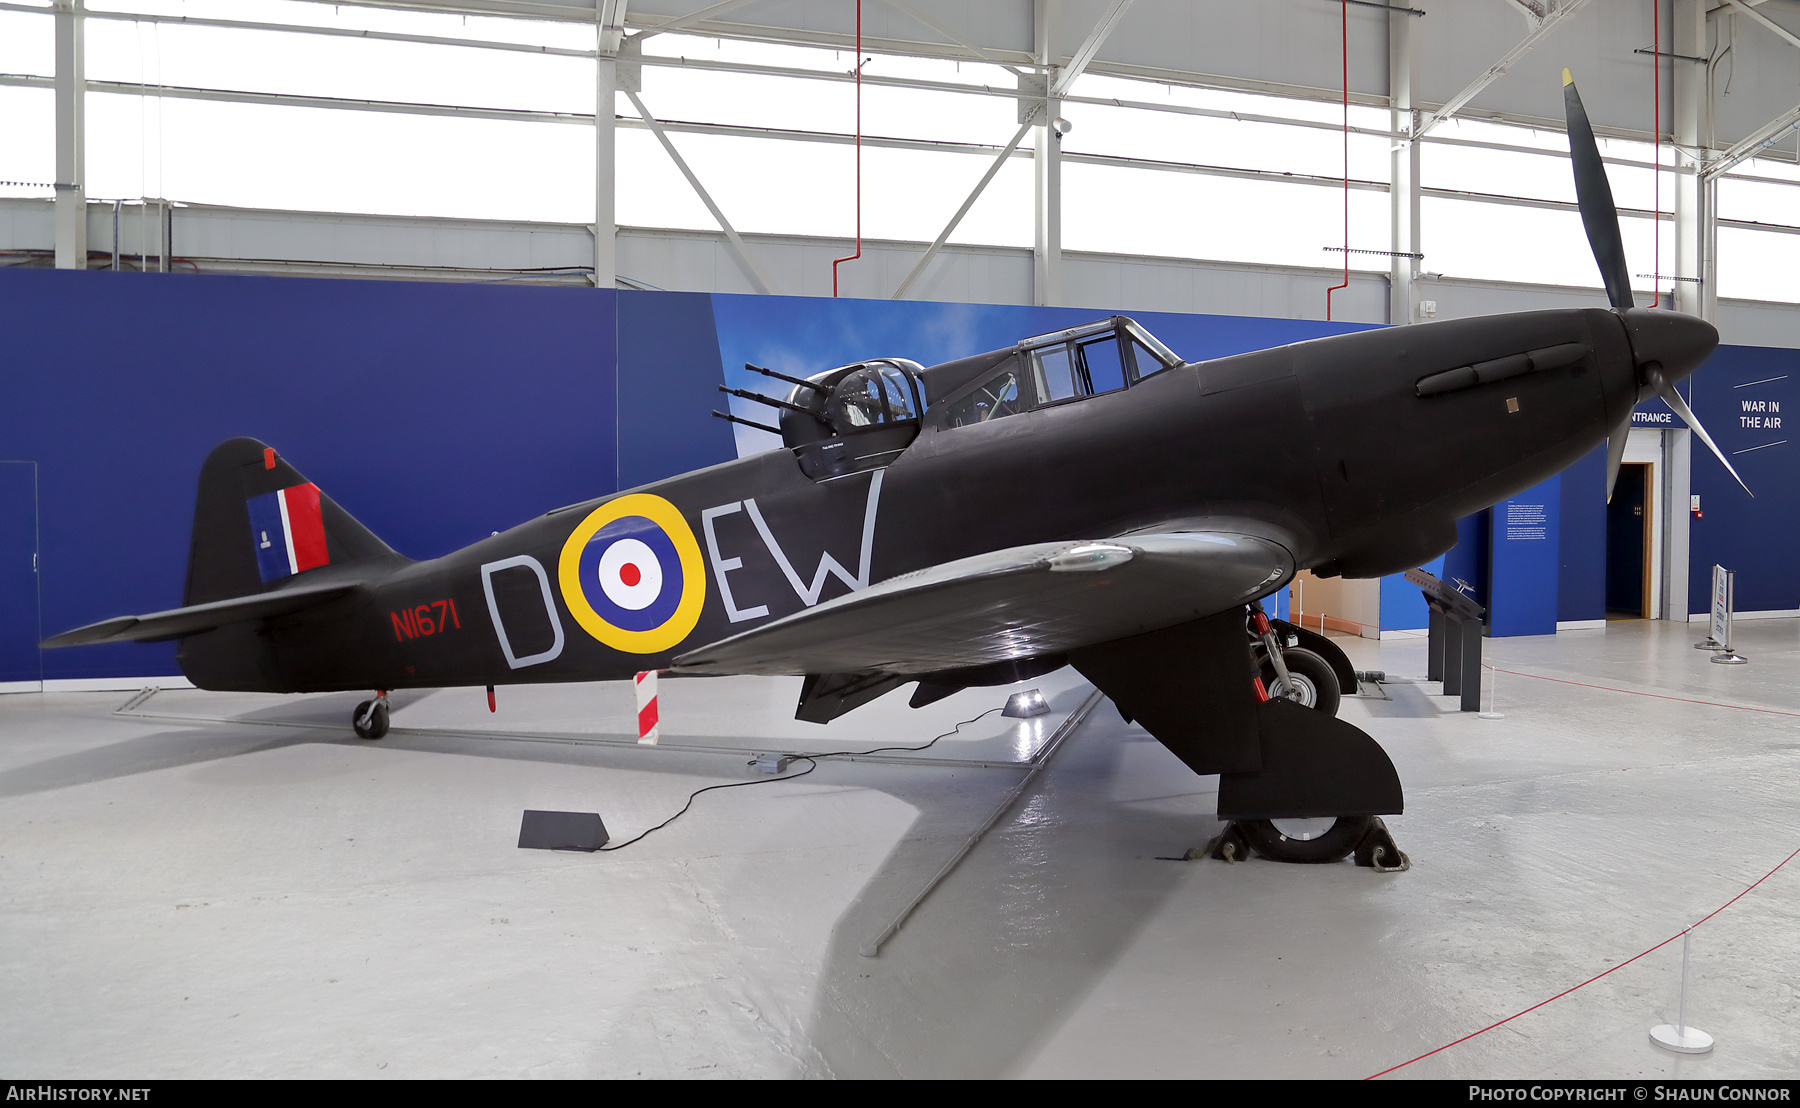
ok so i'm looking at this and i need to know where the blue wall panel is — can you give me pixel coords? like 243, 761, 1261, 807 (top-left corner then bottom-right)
0, 463, 40, 683
1379, 555, 1444, 633
0, 269, 617, 679
1557, 444, 1607, 624
615, 290, 735, 490
1684, 346, 1799, 615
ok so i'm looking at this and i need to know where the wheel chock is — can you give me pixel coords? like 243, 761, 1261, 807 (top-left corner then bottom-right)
1353, 816, 1410, 872
1192, 821, 1252, 863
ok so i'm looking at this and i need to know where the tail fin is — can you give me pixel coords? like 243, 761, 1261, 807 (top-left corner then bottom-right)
184, 437, 399, 607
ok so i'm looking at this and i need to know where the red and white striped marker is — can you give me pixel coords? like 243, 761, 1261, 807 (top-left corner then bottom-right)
635, 670, 659, 745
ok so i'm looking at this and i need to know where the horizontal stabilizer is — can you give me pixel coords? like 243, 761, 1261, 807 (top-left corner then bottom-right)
673, 527, 1295, 677
42, 581, 357, 647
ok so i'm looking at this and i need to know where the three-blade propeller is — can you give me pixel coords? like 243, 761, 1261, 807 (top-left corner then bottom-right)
1562, 69, 1750, 499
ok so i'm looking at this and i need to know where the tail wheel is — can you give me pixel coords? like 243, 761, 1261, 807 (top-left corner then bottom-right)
1236, 815, 1373, 863
1261, 648, 1341, 716
352, 699, 390, 740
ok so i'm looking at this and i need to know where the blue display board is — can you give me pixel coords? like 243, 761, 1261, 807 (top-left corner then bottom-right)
1488, 475, 1562, 637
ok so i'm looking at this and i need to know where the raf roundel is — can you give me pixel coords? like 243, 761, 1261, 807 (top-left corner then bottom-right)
558, 494, 706, 654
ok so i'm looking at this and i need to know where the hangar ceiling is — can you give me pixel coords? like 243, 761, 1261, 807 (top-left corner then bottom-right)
2, 0, 1799, 345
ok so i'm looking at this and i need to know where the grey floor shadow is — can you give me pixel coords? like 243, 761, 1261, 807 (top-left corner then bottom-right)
173, 688, 438, 728
1357, 681, 1455, 718
0, 714, 777, 803
0, 726, 339, 799
803, 708, 1219, 1078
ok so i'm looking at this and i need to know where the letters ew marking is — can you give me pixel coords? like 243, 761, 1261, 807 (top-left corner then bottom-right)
703, 469, 884, 620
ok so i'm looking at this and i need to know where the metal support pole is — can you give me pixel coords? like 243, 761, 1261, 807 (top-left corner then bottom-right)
595, 55, 617, 289
53, 0, 86, 271
1032, 0, 1061, 307
1388, 0, 1420, 325
594, 2, 627, 290
1033, 114, 1062, 306
1673, 0, 1707, 320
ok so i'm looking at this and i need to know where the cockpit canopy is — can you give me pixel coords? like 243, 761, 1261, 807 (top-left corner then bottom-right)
724, 317, 1181, 483
920, 315, 1183, 431
775, 358, 927, 481
819, 361, 921, 433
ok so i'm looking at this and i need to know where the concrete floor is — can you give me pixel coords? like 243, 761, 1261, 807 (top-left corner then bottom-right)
1, 620, 1797, 1079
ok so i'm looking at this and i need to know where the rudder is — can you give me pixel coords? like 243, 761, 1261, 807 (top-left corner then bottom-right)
183, 437, 400, 607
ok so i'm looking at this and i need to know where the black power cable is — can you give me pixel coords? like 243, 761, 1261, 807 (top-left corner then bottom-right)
598, 706, 1006, 852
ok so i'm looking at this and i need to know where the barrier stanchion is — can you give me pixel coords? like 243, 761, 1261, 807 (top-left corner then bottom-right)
1477, 662, 1504, 720
1650, 928, 1714, 1054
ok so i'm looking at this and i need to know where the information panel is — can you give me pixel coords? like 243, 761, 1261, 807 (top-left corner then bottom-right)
1488, 474, 1561, 637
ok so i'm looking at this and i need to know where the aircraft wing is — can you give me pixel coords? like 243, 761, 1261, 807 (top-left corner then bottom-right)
672, 528, 1295, 677
42, 581, 359, 647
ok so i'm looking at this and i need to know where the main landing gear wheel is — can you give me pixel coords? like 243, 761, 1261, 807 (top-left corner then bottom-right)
352, 698, 390, 740
1237, 814, 1373, 863
1262, 648, 1341, 716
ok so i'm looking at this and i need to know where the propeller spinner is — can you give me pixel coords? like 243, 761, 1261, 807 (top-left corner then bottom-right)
1561, 69, 1747, 499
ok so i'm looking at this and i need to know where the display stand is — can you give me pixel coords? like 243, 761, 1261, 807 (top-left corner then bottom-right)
1708, 565, 1748, 665
1406, 568, 1487, 712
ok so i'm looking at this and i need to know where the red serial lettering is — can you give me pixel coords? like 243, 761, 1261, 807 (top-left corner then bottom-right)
390, 598, 461, 642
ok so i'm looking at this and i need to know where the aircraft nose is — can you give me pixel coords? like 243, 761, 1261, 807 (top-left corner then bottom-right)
1621, 307, 1719, 385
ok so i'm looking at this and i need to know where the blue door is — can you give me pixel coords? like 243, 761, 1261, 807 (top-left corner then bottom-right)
0, 463, 41, 688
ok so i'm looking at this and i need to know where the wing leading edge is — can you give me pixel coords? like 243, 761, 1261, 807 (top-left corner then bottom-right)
672, 528, 1296, 677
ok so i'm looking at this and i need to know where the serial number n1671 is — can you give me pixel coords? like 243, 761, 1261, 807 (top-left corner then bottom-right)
391, 599, 460, 641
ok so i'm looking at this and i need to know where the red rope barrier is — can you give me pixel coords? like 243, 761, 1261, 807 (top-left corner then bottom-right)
1368, 842, 1800, 1078
1493, 666, 1800, 719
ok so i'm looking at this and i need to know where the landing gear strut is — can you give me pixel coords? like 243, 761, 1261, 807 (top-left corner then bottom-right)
353, 691, 390, 740
1250, 601, 1342, 715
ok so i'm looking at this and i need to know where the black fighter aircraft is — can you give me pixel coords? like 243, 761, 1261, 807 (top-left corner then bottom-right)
46, 75, 1734, 863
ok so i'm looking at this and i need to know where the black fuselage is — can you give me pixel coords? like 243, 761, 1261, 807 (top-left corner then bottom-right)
180, 307, 1639, 694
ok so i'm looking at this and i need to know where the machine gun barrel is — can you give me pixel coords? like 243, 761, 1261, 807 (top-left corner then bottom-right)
744, 362, 824, 391
710, 409, 782, 435
717, 384, 819, 417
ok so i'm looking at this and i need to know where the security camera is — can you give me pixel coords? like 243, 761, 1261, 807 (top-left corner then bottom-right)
1051, 117, 1073, 135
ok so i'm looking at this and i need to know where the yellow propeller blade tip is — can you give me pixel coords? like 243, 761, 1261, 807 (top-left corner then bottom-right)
1562, 68, 1574, 86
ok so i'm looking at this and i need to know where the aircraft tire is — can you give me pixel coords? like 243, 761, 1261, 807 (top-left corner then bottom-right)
353, 699, 390, 740
1261, 648, 1341, 715
1236, 815, 1373, 863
